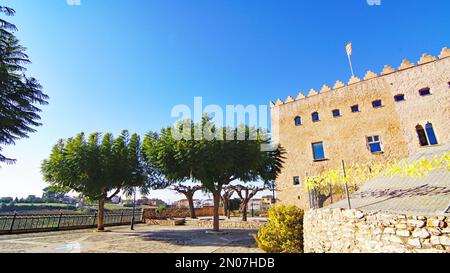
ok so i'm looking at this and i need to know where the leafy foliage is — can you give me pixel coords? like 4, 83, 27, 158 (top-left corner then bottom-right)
0, 6, 49, 164
142, 115, 285, 231
41, 131, 164, 230
305, 152, 450, 194
256, 205, 304, 253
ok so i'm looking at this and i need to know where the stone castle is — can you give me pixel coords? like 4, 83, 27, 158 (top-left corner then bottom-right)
270, 47, 450, 209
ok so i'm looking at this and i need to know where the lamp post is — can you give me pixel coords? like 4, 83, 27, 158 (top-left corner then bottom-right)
251, 201, 254, 218
130, 171, 138, 231
131, 186, 137, 230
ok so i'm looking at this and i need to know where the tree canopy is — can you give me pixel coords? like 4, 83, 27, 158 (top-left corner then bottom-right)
0, 6, 49, 164
142, 116, 285, 231
41, 130, 167, 230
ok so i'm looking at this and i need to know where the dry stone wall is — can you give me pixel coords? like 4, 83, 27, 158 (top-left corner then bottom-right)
304, 208, 450, 253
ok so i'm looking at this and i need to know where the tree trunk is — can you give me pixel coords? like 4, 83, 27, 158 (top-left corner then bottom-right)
187, 196, 197, 219
212, 191, 221, 232
242, 202, 248, 222
98, 195, 105, 231
223, 197, 228, 217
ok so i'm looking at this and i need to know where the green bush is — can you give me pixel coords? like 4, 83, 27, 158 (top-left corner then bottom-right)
155, 205, 166, 215
256, 204, 304, 253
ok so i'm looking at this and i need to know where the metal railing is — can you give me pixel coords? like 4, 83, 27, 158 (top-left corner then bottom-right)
0, 209, 143, 235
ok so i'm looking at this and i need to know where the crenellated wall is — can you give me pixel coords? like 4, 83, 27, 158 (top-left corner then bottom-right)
270, 48, 450, 107
270, 47, 450, 209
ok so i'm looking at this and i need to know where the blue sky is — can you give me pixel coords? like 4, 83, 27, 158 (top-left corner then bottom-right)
0, 0, 449, 202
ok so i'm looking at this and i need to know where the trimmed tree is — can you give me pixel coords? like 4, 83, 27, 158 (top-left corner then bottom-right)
41, 131, 158, 231
221, 186, 235, 218
0, 6, 49, 164
142, 116, 285, 232
171, 184, 203, 219
231, 184, 266, 221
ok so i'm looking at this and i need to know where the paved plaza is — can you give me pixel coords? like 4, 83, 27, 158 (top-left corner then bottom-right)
0, 224, 263, 253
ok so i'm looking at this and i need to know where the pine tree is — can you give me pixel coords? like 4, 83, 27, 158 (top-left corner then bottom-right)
0, 6, 49, 164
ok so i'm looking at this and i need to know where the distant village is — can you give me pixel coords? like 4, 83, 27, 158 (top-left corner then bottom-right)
0, 190, 275, 214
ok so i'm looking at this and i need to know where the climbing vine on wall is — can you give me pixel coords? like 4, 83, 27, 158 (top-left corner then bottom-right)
304, 152, 450, 191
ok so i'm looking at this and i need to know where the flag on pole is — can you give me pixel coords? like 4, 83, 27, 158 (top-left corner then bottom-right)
346, 42, 354, 77
346, 42, 352, 57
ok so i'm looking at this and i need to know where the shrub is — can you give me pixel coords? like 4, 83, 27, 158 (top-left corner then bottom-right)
155, 205, 166, 215
256, 204, 304, 253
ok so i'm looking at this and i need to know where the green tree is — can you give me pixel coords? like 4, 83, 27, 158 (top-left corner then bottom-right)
143, 116, 284, 232
230, 184, 266, 222
228, 198, 241, 212
42, 186, 68, 203
0, 6, 49, 164
171, 184, 204, 219
41, 131, 160, 231
221, 186, 235, 218
0, 197, 13, 204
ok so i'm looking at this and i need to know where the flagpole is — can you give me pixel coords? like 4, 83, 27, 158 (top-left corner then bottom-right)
346, 42, 355, 77
347, 53, 355, 77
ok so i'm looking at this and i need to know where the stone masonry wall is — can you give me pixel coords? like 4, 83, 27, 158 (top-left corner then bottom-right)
304, 208, 450, 253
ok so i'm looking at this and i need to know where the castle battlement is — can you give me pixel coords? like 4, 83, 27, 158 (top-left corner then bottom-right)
270, 47, 450, 108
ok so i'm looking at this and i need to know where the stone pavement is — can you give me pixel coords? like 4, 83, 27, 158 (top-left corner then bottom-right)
0, 224, 263, 253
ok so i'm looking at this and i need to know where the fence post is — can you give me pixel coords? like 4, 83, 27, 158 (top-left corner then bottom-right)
342, 160, 352, 210
92, 212, 97, 227
57, 213, 63, 230
140, 208, 144, 223
9, 213, 17, 234
120, 211, 124, 224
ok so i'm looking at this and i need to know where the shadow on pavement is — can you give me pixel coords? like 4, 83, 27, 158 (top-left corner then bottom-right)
125, 228, 258, 248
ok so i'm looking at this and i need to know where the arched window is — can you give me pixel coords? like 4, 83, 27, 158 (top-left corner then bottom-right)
416, 125, 429, 146
425, 123, 438, 145
294, 116, 302, 126
312, 112, 320, 122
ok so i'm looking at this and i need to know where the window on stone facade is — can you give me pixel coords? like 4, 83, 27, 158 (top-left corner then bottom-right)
293, 176, 301, 186
351, 105, 360, 113
332, 109, 341, 117
367, 135, 383, 153
425, 123, 438, 146
416, 123, 438, 147
312, 142, 326, 161
419, 88, 431, 96
394, 94, 405, 102
372, 100, 383, 108
416, 125, 429, 146
312, 112, 320, 122
294, 116, 302, 126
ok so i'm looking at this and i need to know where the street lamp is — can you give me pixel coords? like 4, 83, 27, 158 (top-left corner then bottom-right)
131, 186, 137, 230
130, 171, 137, 231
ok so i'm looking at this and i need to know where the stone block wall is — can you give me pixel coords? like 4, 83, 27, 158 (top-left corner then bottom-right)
304, 208, 450, 253
186, 219, 264, 230
143, 207, 224, 220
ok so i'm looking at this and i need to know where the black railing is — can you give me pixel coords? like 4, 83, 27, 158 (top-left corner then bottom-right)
0, 209, 143, 235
